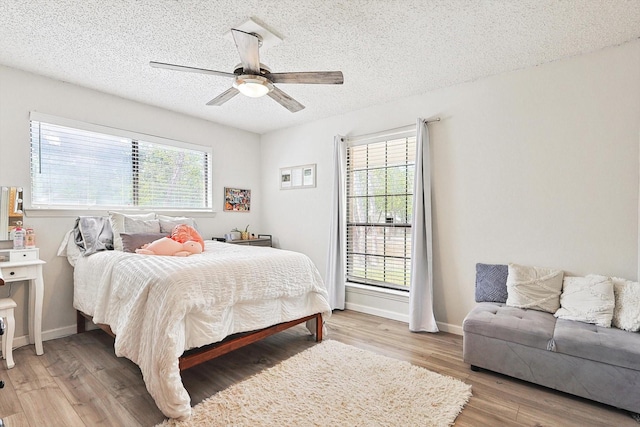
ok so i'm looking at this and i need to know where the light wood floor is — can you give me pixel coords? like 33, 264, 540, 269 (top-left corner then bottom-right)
0, 310, 636, 426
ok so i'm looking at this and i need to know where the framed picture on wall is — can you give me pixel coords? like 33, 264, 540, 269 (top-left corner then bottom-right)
280, 169, 292, 189
224, 187, 251, 212
280, 164, 316, 189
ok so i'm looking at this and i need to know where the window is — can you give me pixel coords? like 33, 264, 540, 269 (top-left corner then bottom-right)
346, 131, 416, 291
29, 113, 212, 210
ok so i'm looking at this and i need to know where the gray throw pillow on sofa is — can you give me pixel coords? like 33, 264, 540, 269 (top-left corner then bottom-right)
475, 263, 509, 303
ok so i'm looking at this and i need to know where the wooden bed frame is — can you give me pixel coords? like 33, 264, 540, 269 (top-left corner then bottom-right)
77, 310, 323, 371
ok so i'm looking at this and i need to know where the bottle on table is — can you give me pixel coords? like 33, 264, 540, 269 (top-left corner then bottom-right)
25, 227, 36, 248
13, 221, 25, 250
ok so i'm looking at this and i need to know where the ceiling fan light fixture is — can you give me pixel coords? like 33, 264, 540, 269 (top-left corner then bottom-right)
234, 75, 273, 98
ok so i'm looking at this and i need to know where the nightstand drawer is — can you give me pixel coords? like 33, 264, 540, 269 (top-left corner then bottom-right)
0, 265, 37, 282
10, 249, 39, 262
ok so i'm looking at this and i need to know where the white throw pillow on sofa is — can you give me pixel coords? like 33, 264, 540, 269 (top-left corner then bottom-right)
506, 263, 564, 313
554, 275, 615, 327
611, 277, 640, 332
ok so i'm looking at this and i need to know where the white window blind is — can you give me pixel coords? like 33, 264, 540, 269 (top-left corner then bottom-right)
29, 113, 212, 210
346, 132, 416, 290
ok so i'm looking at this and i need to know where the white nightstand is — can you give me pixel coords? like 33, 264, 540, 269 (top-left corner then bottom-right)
0, 248, 45, 355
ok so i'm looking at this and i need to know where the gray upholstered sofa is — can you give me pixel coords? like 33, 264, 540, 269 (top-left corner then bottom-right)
463, 302, 640, 413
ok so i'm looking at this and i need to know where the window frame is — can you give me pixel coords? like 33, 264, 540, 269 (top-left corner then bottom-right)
345, 127, 416, 292
28, 112, 213, 212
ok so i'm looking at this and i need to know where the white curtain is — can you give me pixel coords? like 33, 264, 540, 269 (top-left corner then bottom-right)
409, 119, 438, 332
325, 135, 346, 310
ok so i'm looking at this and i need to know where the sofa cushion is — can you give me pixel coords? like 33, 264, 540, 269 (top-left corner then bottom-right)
506, 263, 564, 313
475, 263, 508, 303
463, 302, 556, 350
554, 275, 615, 327
552, 318, 640, 371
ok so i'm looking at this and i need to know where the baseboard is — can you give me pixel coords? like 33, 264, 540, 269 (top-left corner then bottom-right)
345, 301, 410, 323
344, 284, 463, 335
345, 283, 410, 323
10, 323, 97, 350
11, 335, 30, 349
43, 324, 78, 341
435, 321, 463, 336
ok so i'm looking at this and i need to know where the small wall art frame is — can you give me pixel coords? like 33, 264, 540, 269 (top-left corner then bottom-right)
280, 164, 316, 190
224, 187, 251, 212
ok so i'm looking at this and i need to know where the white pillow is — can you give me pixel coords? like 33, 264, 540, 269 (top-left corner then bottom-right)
109, 211, 157, 251
611, 277, 640, 331
124, 217, 160, 233
554, 275, 615, 327
157, 214, 196, 233
506, 263, 564, 313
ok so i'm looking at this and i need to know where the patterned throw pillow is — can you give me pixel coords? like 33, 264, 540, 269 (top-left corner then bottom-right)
611, 277, 640, 331
475, 263, 508, 303
554, 275, 615, 327
506, 263, 564, 313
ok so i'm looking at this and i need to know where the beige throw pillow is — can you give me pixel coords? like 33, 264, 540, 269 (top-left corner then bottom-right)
554, 275, 615, 327
506, 263, 564, 313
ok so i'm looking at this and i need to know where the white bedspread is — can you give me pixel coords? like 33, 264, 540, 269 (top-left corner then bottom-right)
73, 241, 331, 420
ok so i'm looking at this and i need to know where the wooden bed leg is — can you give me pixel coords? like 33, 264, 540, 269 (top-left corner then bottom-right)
315, 313, 323, 342
77, 310, 86, 334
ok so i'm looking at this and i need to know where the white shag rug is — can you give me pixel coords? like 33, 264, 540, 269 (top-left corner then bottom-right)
157, 340, 472, 427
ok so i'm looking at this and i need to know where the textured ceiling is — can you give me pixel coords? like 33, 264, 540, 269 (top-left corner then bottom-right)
1, 1, 639, 134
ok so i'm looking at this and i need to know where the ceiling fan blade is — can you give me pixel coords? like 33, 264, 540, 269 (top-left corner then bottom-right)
150, 61, 236, 78
231, 29, 261, 74
267, 86, 305, 113
266, 71, 344, 85
206, 87, 240, 106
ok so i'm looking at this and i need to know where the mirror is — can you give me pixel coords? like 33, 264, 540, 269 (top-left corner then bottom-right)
0, 187, 24, 241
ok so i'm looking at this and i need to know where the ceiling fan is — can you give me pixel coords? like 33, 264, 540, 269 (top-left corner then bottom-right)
150, 29, 344, 113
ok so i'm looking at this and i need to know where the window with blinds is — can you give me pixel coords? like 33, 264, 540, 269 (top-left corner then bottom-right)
346, 133, 416, 291
29, 113, 211, 210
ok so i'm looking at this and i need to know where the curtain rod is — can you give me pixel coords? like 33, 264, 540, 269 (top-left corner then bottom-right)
345, 117, 441, 144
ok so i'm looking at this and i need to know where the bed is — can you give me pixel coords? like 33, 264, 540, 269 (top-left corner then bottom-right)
65, 234, 331, 420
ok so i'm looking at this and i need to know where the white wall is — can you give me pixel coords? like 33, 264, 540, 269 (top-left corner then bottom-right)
261, 40, 640, 331
0, 65, 262, 341
2, 39, 639, 342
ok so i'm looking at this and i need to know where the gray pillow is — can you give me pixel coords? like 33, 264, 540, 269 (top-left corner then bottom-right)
120, 232, 168, 253
475, 263, 508, 303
